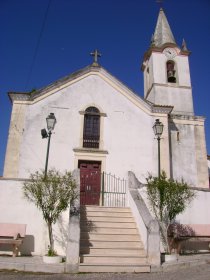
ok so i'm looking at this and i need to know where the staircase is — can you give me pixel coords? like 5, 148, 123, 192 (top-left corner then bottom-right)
79, 206, 150, 272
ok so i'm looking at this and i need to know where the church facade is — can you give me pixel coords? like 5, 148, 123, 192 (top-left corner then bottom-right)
0, 8, 210, 269
3, 9, 209, 189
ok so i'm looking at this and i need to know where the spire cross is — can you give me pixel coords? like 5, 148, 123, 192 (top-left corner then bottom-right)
90, 49, 101, 65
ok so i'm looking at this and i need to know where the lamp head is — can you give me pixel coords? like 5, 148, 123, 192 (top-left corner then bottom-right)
46, 113, 56, 132
153, 119, 164, 138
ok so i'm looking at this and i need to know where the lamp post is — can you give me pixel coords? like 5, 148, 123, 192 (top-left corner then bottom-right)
41, 113, 56, 179
153, 119, 164, 178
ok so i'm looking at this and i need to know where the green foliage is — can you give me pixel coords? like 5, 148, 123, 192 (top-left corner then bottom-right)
146, 171, 195, 252
47, 246, 57, 256
23, 169, 77, 251
29, 88, 36, 95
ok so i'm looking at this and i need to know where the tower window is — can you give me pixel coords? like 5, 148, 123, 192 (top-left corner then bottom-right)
166, 61, 176, 83
83, 107, 100, 148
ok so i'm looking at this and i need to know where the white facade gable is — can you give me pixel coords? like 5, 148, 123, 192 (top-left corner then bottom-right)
5, 67, 166, 182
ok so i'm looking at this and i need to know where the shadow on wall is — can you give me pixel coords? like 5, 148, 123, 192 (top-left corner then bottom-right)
169, 120, 179, 180
21, 235, 35, 255
53, 216, 69, 254
168, 223, 196, 237
0, 235, 34, 256
168, 224, 210, 253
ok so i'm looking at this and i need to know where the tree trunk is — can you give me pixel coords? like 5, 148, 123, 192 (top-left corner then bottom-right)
158, 221, 170, 253
47, 221, 54, 251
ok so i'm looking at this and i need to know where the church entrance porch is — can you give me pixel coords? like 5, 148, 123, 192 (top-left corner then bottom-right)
79, 161, 101, 205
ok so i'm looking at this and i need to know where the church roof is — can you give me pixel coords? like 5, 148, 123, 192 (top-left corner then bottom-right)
152, 8, 177, 47
8, 64, 147, 104
8, 64, 173, 115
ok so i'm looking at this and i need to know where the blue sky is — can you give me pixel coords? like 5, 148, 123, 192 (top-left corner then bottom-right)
0, 0, 210, 176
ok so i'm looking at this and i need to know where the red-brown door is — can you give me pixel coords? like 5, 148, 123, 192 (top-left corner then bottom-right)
79, 162, 101, 205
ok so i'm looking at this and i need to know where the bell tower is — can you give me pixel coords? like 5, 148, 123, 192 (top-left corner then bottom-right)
142, 8, 194, 116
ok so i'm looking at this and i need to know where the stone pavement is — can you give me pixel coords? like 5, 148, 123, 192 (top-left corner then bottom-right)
0, 256, 65, 274
0, 263, 210, 280
0, 254, 210, 279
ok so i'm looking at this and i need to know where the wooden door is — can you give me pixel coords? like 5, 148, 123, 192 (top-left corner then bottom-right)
79, 162, 101, 205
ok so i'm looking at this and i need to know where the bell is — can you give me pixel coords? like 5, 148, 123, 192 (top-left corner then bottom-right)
167, 70, 176, 83
168, 70, 174, 77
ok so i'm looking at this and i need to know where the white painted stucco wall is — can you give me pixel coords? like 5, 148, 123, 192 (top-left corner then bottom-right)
151, 52, 192, 87
177, 189, 210, 224
17, 74, 156, 183
169, 117, 209, 188
169, 121, 198, 186
145, 52, 194, 115
0, 179, 44, 255
0, 179, 69, 256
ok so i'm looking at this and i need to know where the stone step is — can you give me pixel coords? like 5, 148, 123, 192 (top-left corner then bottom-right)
81, 216, 134, 223
81, 211, 133, 218
80, 233, 141, 241
79, 206, 149, 273
80, 240, 143, 248
81, 206, 131, 212
81, 221, 136, 228
81, 255, 148, 264
80, 227, 138, 234
80, 247, 146, 256
79, 264, 150, 273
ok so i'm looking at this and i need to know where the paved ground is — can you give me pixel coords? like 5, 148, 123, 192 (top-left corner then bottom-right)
0, 254, 210, 279
0, 263, 210, 280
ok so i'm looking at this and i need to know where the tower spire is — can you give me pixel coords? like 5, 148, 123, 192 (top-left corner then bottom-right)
181, 38, 188, 51
153, 8, 176, 47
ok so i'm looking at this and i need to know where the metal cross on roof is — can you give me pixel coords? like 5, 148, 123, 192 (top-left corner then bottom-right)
90, 49, 101, 66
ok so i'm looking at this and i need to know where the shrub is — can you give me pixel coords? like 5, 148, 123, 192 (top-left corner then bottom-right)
146, 171, 195, 252
23, 169, 77, 254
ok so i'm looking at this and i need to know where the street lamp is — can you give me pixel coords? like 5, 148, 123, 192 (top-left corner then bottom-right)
41, 113, 56, 179
153, 119, 164, 178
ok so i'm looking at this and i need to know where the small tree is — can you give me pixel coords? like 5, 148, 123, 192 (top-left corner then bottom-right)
146, 171, 195, 253
23, 169, 77, 255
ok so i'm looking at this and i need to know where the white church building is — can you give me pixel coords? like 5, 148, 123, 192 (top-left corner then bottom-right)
0, 8, 210, 272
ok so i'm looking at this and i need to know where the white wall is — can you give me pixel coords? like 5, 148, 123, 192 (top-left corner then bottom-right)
177, 189, 210, 224
152, 52, 191, 87
0, 179, 69, 256
146, 52, 194, 115
170, 122, 197, 186
150, 85, 194, 115
18, 74, 155, 183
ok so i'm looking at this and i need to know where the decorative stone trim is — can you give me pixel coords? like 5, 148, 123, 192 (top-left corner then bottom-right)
79, 110, 107, 117
8, 92, 31, 102
189, 187, 210, 193
169, 114, 205, 121
152, 105, 173, 114
145, 82, 192, 100
73, 148, 108, 154
0, 177, 30, 182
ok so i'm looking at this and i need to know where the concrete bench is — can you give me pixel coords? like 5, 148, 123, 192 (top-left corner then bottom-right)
168, 224, 210, 254
0, 223, 26, 257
